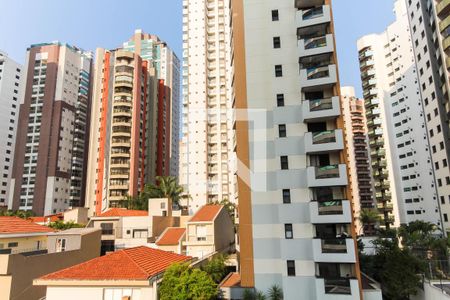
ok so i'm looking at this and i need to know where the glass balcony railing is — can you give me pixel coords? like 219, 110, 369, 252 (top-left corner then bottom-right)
307, 66, 330, 80
318, 200, 343, 215
303, 6, 324, 20
321, 239, 348, 253
315, 164, 340, 179
324, 278, 351, 295
312, 130, 336, 144
304, 35, 327, 49
309, 98, 333, 111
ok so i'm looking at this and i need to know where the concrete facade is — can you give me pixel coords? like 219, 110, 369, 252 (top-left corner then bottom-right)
0, 51, 23, 209
180, 0, 237, 213
9, 42, 93, 215
231, 0, 363, 298
358, 0, 442, 228
0, 228, 100, 300
404, 0, 450, 233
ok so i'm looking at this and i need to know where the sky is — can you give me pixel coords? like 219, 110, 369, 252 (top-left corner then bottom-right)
0, 0, 395, 98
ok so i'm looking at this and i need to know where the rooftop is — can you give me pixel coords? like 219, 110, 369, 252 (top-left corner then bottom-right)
97, 208, 148, 218
47, 228, 100, 236
156, 228, 186, 246
189, 205, 223, 222
39, 246, 191, 281
0, 217, 55, 235
29, 213, 63, 223
220, 272, 241, 288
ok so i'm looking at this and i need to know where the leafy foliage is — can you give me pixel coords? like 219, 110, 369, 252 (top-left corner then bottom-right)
0, 210, 34, 219
241, 285, 284, 300
201, 254, 228, 283
267, 285, 283, 300
358, 208, 381, 235
212, 199, 236, 223
159, 263, 217, 300
47, 220, 85, 230
360, 221, 449, 299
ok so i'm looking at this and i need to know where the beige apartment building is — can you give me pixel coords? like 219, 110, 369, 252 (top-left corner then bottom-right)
0, 221, 100, 300
180, 0, 237, 212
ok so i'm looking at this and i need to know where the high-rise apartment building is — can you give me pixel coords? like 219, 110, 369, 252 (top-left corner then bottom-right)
358, 0, 442, 229
404, 0, 450, 232
9, 42, 92, 216
123, 30, 181, 177
232, 0, 362, 298
0, 51, 23, 209
181, 0, 237, 212
341, 87, 375, 234
85, 48, 158, 215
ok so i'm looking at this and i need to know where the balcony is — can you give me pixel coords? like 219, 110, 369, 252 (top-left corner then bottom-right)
310, 200, 352, 224
307, 164, 347, 187
296, 5, 331, 28
300, 65, 337, 89
302, 97, 340, 122
304, 129, 344, 154
313, 238, 356, 263
437, 0, 450, 16
315, 278, 360, 299
298, 34, 334, 57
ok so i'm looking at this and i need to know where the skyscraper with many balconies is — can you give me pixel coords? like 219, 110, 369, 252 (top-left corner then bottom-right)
84, 48, 159, 216
231, 0, 363, 298
341, 87, 376, 235
180, 0, 237, 213
9, 42, 92, 216
123, 30, 181, 177
358, 0, 443, 230
404, 0, 450, 233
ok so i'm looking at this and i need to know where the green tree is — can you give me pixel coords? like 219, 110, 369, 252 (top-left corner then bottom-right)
267, 285, 283, 300
0, 210, 34, 219
358, 208, 381, 236
144, 176, 184, 217
242, 289, 256, 300
159, 263, 217, 300
255, 291, 266, 300
201, 254, 228, 283
213, 199, 236, 223
380, 247, 425, 300
121, 194, 148, 211
47, 220, 85, 230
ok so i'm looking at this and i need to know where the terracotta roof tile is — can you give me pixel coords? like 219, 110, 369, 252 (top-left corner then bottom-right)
40, 246, 191, 281
0, 217, 55, 234
189, 205, 223, 222
220, 272, 241, 288
29, 213, 63, 223
98, 208, 148, 217
156, 228, 186, 246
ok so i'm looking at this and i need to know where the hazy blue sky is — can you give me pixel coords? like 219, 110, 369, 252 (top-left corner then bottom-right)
0, 0, 395, 97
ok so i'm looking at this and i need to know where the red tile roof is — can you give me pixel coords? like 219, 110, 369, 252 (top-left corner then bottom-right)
29, 213, 63, 223
0, 217, 55, 234
97, 208, 148, 217
220, 272, 241, 288
190, 205, 223, 222
156, 228, 186, 246
40, 246, 191, 281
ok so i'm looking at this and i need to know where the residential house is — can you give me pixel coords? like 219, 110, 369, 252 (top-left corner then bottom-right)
34, 246, 192, 300
185, 205, 235, 258
87, 208, 151, 254
155, 227, 186, 254
0, 219, 100, 300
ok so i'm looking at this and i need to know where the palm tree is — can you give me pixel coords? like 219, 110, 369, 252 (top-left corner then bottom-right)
144, 176, 184, 217
267, 285, 283, 300
255, 291, 266, 300
359, 209, 381, 236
